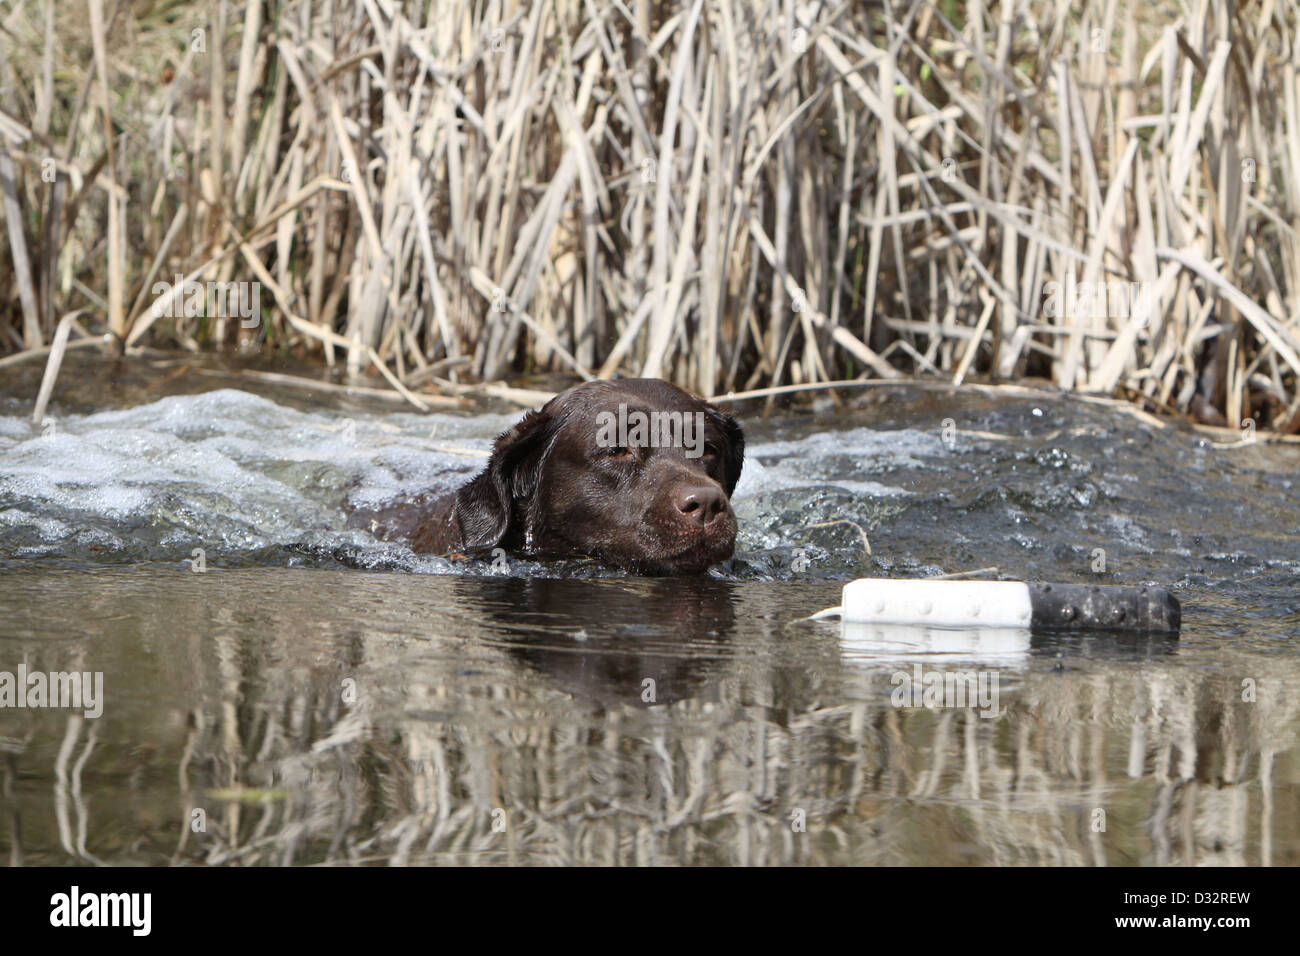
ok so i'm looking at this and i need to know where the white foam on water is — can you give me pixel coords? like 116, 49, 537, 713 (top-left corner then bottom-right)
0, 389, 919, 567
0, 389, 514, 562
733, 426, 923, 499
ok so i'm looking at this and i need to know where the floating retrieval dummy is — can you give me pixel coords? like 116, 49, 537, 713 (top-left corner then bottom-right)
814, 578, 1181, 634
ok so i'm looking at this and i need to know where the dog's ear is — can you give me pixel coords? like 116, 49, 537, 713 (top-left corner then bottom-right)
706, 404, 745, 497
453, 408, 554, 551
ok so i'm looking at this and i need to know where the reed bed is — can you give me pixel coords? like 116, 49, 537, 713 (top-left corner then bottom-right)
1, 0, 1299, 431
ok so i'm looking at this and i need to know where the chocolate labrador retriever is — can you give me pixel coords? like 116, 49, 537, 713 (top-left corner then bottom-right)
358, 379, 744, 574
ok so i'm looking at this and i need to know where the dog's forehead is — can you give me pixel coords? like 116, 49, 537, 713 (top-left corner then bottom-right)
553, 380, 713, 419
593, 378, 702, 406
543, 380, 725, 449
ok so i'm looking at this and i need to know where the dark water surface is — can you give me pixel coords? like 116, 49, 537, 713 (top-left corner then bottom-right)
1, 356, 1298, 865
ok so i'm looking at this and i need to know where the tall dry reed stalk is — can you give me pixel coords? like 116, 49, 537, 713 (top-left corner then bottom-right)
0, 0, 1298, 431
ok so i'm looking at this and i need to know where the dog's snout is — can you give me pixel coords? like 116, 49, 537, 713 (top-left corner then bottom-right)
674, 484, 726, 525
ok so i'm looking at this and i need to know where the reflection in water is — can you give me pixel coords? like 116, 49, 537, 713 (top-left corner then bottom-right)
839, 622, 1032, 665
0, 568, 1294, 866
488, 577, 737, 707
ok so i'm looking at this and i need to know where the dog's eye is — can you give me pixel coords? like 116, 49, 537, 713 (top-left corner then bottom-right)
606, 446, 635, 459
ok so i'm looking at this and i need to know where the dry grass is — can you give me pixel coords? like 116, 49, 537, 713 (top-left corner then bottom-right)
1, 0, 1299, 430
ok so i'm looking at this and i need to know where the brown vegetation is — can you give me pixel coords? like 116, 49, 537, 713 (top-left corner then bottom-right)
0, 1, 1298, 431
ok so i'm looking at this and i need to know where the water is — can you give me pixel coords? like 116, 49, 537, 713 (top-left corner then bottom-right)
1, 355, 1298, 865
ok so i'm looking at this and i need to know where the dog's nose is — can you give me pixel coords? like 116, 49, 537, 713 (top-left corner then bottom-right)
674, 484, 726, 525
